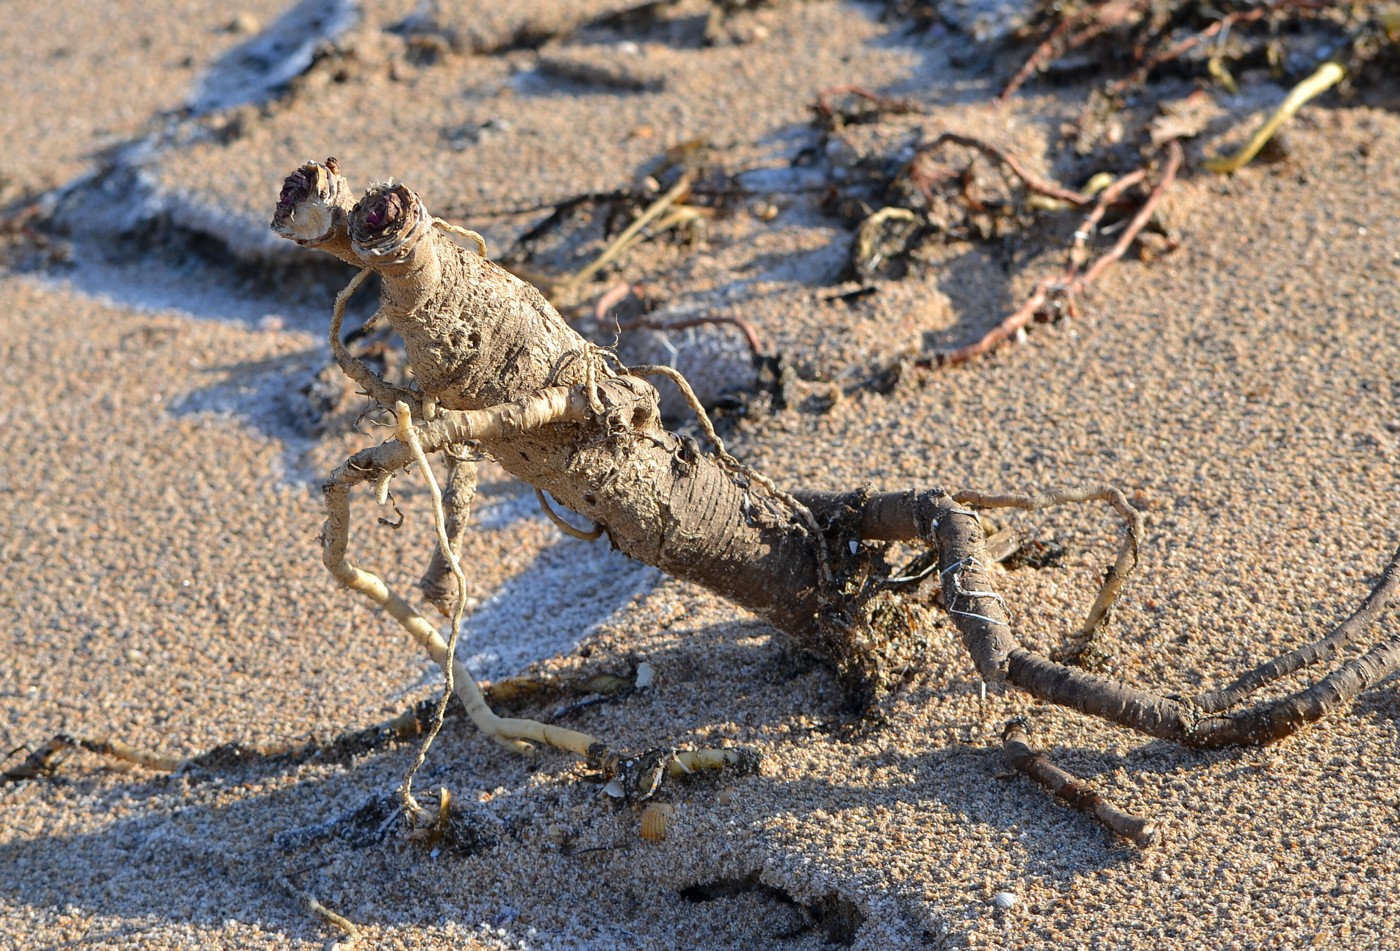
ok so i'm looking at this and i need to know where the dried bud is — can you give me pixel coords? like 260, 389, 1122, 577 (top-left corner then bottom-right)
363, 193, 403, 231
276, 170, 310, 215
270, 160, 350, 246
350, 183, 424, 257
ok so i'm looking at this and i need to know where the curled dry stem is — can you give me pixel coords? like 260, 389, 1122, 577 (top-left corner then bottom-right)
597, 282, 767, 360
931, 489, 1400, 748
921, 132, 1096, 208
998, 0, 1144, 102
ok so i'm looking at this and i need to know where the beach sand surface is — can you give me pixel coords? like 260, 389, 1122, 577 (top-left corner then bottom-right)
2, 2, 1397, 948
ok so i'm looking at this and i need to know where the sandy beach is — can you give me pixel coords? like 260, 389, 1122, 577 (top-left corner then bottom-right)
2, 2, 1398, 948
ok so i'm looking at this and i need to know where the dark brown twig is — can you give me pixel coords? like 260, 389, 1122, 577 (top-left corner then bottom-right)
3, 738, 73, 784
933, 139, 1182, 367
1106, 6, 1266, 97
999, 0, 1149, 102
1001, 720, 1159, 846
814, 84, 921, 127
921, 133, 1095, 207
595, 282, 766, 358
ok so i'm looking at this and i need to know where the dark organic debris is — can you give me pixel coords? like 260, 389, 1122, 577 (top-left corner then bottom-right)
680, 872, 866, 945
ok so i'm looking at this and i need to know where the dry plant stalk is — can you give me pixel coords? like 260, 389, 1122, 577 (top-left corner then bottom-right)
268, 159, 1400, 835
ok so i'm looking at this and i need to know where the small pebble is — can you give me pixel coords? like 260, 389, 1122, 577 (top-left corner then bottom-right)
229, 12, 260, 35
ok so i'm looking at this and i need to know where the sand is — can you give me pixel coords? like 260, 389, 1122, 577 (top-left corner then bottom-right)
2, 2, 1397, 948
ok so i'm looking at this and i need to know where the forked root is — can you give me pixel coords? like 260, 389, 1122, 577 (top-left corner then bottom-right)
318, 397, 756, 799
929, 492, 1400, 748
953, 484, 1142, 661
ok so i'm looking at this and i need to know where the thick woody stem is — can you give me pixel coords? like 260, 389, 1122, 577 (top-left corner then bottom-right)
933, 500, 1014, 682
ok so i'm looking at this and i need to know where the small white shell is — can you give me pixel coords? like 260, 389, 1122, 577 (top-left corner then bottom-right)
634, 662, 656, 691
991, 891, 1017, 911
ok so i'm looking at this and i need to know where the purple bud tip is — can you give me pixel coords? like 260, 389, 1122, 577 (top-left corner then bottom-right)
277, 171, 310, 213
364, 194, 401, 231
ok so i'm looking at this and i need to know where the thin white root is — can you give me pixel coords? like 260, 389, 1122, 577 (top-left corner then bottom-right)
279, 875, 361, 948
434, 217, 489, 256
322, 451, 602, 760
393, 401, 464, 817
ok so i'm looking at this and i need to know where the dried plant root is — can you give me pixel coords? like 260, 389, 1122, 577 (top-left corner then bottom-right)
1205, 61, 1347, 174
1001, 720, 1158, 847
418, 454, 478, 614
934, 141, 1182, 368
279, 874, 362, 948
264, 161, 1400, 839
1, 700, 463, 786
953, 485, 1142, 653
535, 487, 604, 540
2, 735, 182, 783
1192, 549, 1400, 715
928, 493, 1400, 747
324, 438, 592, 759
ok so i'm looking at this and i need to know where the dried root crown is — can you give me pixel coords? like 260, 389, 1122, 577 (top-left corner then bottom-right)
271, 158, 351, 244
350, 182, 429, 259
